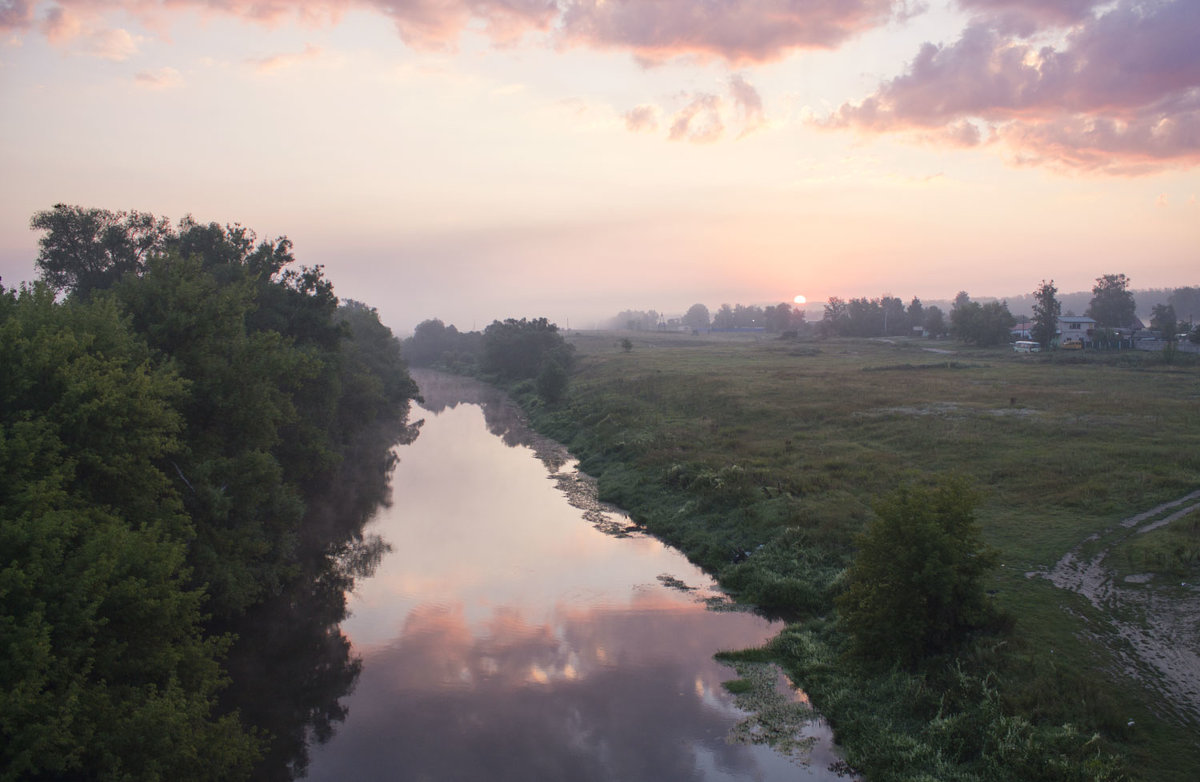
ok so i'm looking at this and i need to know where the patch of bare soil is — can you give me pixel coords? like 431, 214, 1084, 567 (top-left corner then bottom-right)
1037, 490, 1200, 726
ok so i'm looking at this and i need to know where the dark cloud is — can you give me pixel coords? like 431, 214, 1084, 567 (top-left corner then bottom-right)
826, 1, 1200, 173
957, 0, 1104, 34
0, 1, 34, 29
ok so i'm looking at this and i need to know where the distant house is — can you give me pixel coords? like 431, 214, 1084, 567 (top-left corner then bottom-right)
1057, 316, 1097, 346
1010, 321, 1034, 340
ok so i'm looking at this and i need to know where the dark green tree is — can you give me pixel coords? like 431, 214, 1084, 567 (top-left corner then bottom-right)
536, 358, 570, 403
821, 297, 848, 336
712, 303, 735, 329
682, 303, 710, 330
1151, 303, 1178, 343
481, 317, 572, 381
881, 295, 906, 336
1030, 279, 1061, 350
1167, 286, 1200, 324
1087, 273, 1137, 328
951, 294, 1015, 346
0, 283, 260, 779
836, 478, 1000, 667
30, 204, 173, 298
923, 305, 946, 337
906, 297, 924, 333
844, 297, 883, 337
732, 303, 765, 329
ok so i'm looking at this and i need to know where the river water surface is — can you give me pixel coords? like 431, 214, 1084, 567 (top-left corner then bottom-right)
303, 371, 847, 781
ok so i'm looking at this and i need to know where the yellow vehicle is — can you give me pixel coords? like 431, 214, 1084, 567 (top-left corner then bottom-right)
1060, 338, 1084, 350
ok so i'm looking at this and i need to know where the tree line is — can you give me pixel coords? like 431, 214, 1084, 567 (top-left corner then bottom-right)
2, 205, 419, 780
609, 302, 807, 334
404, 316, 574, 403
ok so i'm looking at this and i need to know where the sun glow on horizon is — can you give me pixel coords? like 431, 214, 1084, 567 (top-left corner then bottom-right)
793, 295, 806, 304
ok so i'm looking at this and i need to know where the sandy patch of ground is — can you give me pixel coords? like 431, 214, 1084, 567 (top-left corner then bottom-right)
1036, 490, 1200, 726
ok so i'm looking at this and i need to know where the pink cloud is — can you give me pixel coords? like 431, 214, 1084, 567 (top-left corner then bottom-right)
0, 1, 35, 30
3, 1, 902, 62
369, 0, 557, 50
558, 0, 900, 64
728, 72, 764, 136
826, 1, 1200, 173
245, 42, 321, 73
625, 74, 767, 143
134, 64, 182, 88
624, 104, 658, 134
1, 1, 557, 49
668, 93, 724, 144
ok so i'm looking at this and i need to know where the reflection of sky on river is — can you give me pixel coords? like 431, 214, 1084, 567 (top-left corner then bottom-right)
306, 377, 842, 781
342, 401, 715, 647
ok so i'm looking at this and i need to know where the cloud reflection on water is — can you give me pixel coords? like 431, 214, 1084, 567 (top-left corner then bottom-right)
307, 597, 787, 782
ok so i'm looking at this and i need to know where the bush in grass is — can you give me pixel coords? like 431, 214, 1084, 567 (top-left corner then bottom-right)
836, 477, 1001, 667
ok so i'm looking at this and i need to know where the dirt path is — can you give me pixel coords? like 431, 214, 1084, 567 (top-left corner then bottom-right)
1037, 490, 1200, 726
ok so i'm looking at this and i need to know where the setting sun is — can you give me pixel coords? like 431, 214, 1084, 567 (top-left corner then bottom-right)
794, 295, 807, 305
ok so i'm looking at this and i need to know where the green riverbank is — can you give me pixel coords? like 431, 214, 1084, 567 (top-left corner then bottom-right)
510, 331, 1200, 781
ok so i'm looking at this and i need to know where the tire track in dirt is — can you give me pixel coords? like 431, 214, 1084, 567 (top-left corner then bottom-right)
1038, 490, 1200, 726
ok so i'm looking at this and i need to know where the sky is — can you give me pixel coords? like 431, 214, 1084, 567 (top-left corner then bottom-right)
2, 0, 1198, 332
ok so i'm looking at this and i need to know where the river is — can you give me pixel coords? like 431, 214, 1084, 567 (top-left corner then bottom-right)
302, 370, 848, 781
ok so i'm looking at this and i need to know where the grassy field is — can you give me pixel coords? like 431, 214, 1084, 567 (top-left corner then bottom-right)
519, 331, 1200, 781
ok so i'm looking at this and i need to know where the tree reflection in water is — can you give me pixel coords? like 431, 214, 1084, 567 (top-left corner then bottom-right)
217, 414, 420, 781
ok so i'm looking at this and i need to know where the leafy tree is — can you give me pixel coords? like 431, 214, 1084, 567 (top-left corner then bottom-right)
1167, 286, 1200, 324
906, 297, 924, 332
1087, 273, 1137, 328
923, 305, 946, 337
836, 478, 1000, 667
712, 303, 735, 329
732, 303, 765, 329
481, 317, 572, 381
682, 303, 710, 330
763, 302, 798, 333
536, 358, 570, 403
1151, 303, 1178, 343
1030, 279, 1061, 350
612, 309, 660, 331
0, 283, 260, 779
951, 294, 1015, 346
844, 297, 882, 337
334, 300, 421, 435
880, 295, 906, 336
406, 318, 458, 366
30, 204, 173, 298
18, 205, 422, 779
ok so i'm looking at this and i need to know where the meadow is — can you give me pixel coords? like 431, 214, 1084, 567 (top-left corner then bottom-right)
522, 331, 1200, 781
